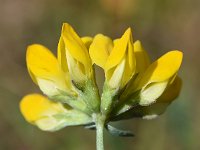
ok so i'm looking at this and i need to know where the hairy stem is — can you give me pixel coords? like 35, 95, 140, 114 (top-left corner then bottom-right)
96, 114, 106, 150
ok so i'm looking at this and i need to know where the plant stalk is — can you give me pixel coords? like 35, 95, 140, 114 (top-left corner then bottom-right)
96, 114, 105, 150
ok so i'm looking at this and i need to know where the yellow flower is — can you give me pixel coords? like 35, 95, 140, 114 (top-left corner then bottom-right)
20, 94, 92, 131
89, 28, 136, 89
129, 50, 183, 106
114, 42, 183, 115
113, 76, 182, 121
26, 44, 73, 97
59, 23, 93, 84
26, 23, 94, 97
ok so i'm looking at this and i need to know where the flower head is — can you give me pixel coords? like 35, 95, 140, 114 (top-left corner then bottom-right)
20, 23, 183, 136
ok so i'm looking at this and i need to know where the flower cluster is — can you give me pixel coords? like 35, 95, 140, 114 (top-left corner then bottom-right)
20, 23, 182, 132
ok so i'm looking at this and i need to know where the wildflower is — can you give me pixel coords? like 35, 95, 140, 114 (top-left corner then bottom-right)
59, 23, 93, 84
89, 28, 136, 89
20, 94, 92, 131
20, 23, 183, 150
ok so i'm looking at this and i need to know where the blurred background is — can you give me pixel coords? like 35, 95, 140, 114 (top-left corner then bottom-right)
0, 0, 199, 149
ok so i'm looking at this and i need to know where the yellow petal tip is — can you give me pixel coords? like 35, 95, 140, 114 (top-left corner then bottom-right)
27, 44, 46, 55
20, 94, 43, 122
62, 23, 70, 32
126, 27, 132, 32
20, 94, 62, 123
134, 40, 141, 45
171, 50, 183, 57
167, 50, 183, 65
124, 27, 132, 37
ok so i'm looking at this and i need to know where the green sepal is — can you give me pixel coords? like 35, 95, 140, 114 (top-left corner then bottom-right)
53, 109, 93, 125
105, 124, 134, 137
111, 90, 140, 117
72, 80, 85, 92
84, 123, 96, 130
111, 102, 171, 121
106, 74, 140, 118
78, 79, 100, 113
100, 82, 119, 116
84, 123, 134, 137
49, 89, 90, 115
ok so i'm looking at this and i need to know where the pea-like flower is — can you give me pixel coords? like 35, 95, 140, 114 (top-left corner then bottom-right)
20, 23, 183, 150
90, 28, 136, 89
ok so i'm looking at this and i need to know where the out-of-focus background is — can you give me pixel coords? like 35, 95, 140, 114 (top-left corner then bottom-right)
0, 0, 199, 149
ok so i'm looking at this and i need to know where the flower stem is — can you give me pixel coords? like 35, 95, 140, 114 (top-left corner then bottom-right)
96, 114, 105, 150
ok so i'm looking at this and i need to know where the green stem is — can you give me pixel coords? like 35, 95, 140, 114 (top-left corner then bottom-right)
96, 114, 105, 150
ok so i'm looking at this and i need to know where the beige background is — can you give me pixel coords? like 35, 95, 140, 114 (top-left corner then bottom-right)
0, 0, 199, 149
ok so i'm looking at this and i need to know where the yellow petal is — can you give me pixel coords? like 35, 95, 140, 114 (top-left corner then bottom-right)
57, 37, 68, 72
105, 28, 132, 71
137, 50, 183, 90
121, 40, 136, 87
89, 34, 113, 68
66, 50, 86, 83
139, 80, 169, 105
134, 40, 150, 74
20, 94, 65, 122
35, 117, 66, 131
108, 58, 126, 88
135, 51, 183, 105
126, 76, 182, 119
27, 44, 60, 80
127, 41, 136, 72
61, 23, 91, 74
27, 44, 71, 96
37, 79, 63, 96
157, 76, 182, 103
81, 36, 93, 49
